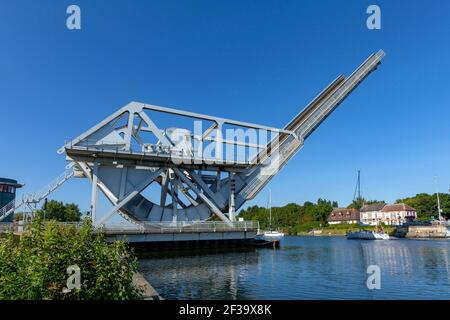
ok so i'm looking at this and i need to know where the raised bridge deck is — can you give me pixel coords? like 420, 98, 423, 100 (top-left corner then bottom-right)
64, 144, 254, 172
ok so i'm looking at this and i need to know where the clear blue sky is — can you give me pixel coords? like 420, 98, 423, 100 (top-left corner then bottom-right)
1, 0, 450, 213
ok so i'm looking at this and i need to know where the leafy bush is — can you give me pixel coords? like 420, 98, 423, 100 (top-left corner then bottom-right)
0, 219, 142, 300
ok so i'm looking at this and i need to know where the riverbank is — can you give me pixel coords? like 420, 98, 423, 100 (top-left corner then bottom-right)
292, 224, 396, 237
133, 272, 163, 300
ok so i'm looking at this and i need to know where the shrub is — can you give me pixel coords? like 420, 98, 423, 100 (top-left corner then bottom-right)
0, 219, 142, 300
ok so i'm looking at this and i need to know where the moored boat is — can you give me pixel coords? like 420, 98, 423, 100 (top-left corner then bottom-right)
262, 230, 285, 239
346, 230, 389, 240
260, 189, 285, 240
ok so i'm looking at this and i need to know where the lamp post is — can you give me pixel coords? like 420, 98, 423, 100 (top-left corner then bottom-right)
43, 198, 48, 223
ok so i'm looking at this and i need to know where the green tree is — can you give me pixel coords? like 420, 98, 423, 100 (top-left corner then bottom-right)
347, 196, 366, 210
34, 200, 81, 222
347, 198, 386, 210
0, 219, 142, 300
365, 200, 386, 205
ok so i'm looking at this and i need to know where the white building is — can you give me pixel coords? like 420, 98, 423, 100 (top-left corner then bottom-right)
360, 203, 417, 226
360, 203, 386, 226
381, 203, 417, 226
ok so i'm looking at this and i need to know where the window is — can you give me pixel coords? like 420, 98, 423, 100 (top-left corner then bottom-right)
0, 185, 15, 193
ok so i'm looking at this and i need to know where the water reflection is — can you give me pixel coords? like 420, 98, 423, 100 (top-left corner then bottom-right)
139, 249, 261, 299
357, 240, 450, 286
139, 237, 450, 300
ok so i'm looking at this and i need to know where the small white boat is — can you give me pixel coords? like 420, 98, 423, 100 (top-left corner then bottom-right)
262, 230, 285, 239
346, 230, 390, 240
260, 189, 285, 240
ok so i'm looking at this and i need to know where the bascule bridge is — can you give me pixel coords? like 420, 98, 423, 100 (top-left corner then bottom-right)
0, 50, 385, 243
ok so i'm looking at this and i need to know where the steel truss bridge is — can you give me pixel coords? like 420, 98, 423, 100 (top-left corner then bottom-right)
0, 51, 385, 233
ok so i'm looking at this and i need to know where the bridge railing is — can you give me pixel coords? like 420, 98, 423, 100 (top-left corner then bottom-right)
3, 220, 260, 235
99, 220, 260, 234
0, 222, 13, 232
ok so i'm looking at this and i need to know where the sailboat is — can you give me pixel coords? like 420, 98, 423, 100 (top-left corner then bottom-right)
345, 170, 389, 240
433, 177, 450, 237
262, 189, 284, 239
346, 220, 390, 240
346, 229, 390, 240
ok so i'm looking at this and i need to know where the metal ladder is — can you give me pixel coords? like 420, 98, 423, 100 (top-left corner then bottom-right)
0, 167, 75, 222
0, 199, 17, 222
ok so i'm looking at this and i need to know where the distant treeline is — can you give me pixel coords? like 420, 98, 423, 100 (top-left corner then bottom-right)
396, 193, 450, 220
238, 199, 337, 235
13, 193, 450, 225
238, 193, 450, 233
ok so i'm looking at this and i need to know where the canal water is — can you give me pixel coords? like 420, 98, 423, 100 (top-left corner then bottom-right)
138, 236, 450, 299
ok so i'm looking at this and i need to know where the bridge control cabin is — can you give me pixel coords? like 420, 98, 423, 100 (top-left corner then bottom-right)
0, 178, 23, 223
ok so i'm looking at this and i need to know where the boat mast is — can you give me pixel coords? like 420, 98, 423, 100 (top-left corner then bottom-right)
268, 188, 272, 231
353, 170, 361, 200
357, 170, 361, 200
435, 176, 443, 222
353, 170, 362, 203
